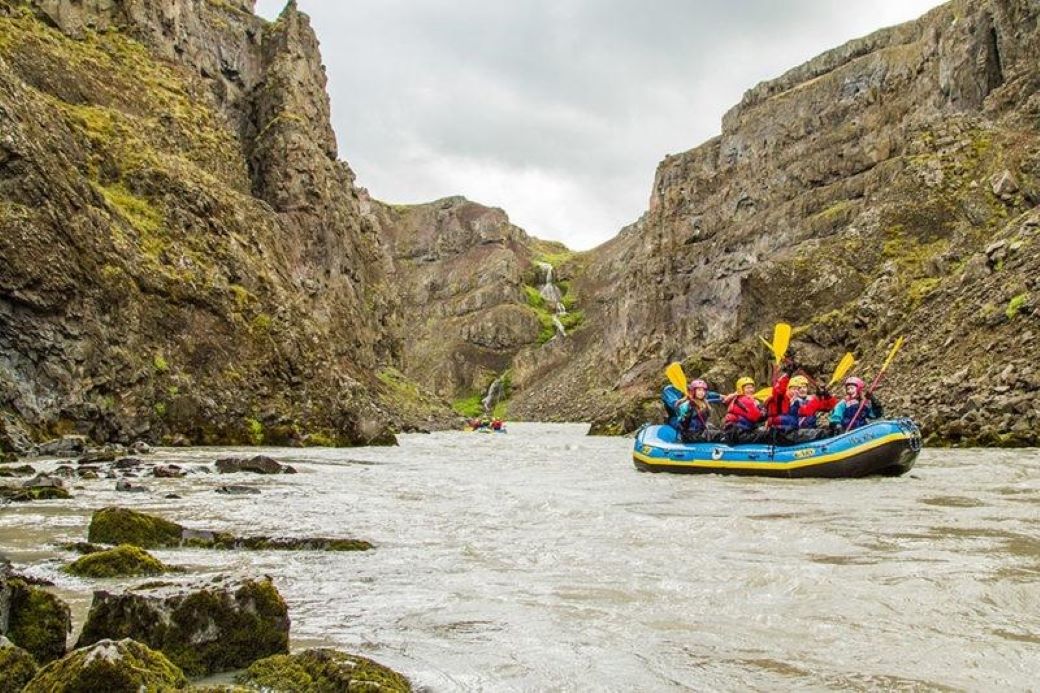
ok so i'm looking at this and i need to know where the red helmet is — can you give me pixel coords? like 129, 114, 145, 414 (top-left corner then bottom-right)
688, 379, 708, 391
844, 376, 865, 394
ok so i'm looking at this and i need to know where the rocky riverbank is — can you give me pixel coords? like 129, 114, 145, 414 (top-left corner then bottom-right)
0, 448, 413, 691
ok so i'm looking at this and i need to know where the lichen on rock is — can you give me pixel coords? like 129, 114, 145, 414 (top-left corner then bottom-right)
22, 638, 187, 692
87, 506, 184, 549
1, 571, 71, 664
77, 576, 289, 677
0, 635, 39, 693
65, 544, 169, 578
237, 648, 412, 693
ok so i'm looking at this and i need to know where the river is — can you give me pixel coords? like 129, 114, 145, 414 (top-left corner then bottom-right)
2, 423, 1038, 691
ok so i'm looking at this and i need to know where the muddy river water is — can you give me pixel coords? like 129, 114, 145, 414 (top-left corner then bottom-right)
1, 423, 1038, 690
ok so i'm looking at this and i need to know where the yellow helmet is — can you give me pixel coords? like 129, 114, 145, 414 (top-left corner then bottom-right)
736, 376, 755, 391
789, 375, 809, 388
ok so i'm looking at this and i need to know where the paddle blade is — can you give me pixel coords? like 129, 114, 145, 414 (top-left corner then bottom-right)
881, 336, 905, 372
665, 362, 687, 392
772, 323, 792, 365
754, 387, 773, 401
829, 352, 856, 386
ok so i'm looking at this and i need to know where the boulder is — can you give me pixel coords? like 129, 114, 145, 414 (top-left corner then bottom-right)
65, 545, 169, 579
77, 577, 289, 677
87, 507, 183, 549
238, 648, 412, 692
115, 480, 149, 493
114, 458, 143, 470
215, 485, 261, 495
0, 465, 35, 478
215, 455, 296, 475
22, 638, 186, 692
0, 636, 38, 693
0, 570, 71, 664
78, 449, 116, 465
86, 507, 372, 552
0, 485, 71, 502
130, 441, 152, 455
153, 464, 186, 478
36, 436, 87, 459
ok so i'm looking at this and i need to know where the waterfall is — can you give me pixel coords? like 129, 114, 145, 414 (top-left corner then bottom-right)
536, 261, 566, 337
481, 376, 504, 414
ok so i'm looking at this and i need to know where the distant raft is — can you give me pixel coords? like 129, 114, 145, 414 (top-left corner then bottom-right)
633, 419, 921, 478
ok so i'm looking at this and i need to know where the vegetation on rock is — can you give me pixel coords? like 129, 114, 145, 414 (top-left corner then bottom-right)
88, 507, 183, 549
65, 544, 169, 578
77, 578, 289, 677
22, 638, 187, 692
0, 636, 38, 693
237, 648, 412, 693
4, 578, 71, 664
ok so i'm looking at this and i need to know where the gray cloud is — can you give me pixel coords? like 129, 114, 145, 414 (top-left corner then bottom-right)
255, 0, 944, 249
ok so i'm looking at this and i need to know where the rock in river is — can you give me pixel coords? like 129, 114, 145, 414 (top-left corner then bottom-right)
77, 577, 289, 677
22, 638, 186, 692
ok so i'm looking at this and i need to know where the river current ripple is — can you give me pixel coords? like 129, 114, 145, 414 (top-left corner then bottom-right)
1, 423, 1038, 691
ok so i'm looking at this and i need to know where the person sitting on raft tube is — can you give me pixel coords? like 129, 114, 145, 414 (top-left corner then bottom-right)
828, 376, 883, 431
723, 376, 765, 443
770, 375, 839, 431
674, 379, 722, 442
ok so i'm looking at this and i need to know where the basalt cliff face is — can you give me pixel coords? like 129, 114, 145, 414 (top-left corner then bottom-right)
370, 195, 577, 411
510, 0, 1040, 446
0, 0, 451, 452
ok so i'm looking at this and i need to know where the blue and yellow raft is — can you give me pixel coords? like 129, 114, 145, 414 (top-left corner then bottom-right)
633, 419, 922, 478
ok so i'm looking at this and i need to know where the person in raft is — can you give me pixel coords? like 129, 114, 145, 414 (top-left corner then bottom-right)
768, 373, 840, 443
828, 376, 883, 431
723, 376, 765, 443
674, 379, 723, 442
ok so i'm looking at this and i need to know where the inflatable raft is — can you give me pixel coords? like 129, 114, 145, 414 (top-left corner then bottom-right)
633, 419, 921, 478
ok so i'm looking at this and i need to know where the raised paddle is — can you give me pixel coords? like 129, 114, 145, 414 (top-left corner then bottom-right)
828, 352, 856, 387
665, 362, 687, 393
845, 337, 904, 431
772, 323, 792, 365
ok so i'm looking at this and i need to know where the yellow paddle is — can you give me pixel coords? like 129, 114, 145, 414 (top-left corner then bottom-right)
845, 337, 905, 431
754, 387, 772, 401
772, 323, 792, 365
665, 362, 687, 393
828, 352, 855, 387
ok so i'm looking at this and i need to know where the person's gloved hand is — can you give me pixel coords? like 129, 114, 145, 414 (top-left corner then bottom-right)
815, 386, 830, 398
868, 395, 884, 417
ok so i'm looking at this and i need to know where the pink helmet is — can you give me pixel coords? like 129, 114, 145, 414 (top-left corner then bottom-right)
688, 379, 708, 391
844, 376, 865, 394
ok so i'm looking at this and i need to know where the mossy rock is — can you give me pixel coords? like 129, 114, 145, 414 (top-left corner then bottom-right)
65, 544, 168, 578
0, 636, 39, 693
23, 638, 187, 693
87, 507, 184, 549
77, 577, 289, 677
5, 579, 71, 664
0, 486, 71, 502
236, 648, 412, 692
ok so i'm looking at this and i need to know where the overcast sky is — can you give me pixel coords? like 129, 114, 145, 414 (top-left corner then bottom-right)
254, 0, 944, 250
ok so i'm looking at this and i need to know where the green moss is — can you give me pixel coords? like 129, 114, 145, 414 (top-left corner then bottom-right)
1006, 293, 1029, 319
23, 639, 187, 692
908, 277, 941, 304
452, 393, 485, 417
154, 402, 167, 417
242, 418, 263, 445
87, 507, 184, 549
6, 580, 71, 664
65, 544, 168, 578
251, 313, 272, 332
0, 638, 39, 693
0, 486, 71, 502
522, 285, 546, 310
153, 353, 169, 373
236, 648, 412, 693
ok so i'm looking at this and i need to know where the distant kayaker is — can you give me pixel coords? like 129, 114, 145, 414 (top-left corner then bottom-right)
828, 376, 883, 431
723, 376, 765, 443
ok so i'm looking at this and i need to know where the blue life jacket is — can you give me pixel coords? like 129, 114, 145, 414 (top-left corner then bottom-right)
662, 385, 719, 432
838, 398, 875, 430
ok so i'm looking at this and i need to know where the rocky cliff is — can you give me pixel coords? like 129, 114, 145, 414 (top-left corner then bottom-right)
510, 0, 1040, 446
370, 195, 579, 413
0, 0, 451, 452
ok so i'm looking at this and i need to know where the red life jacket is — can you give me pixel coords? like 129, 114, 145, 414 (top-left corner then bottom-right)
724, 395, 763, 430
